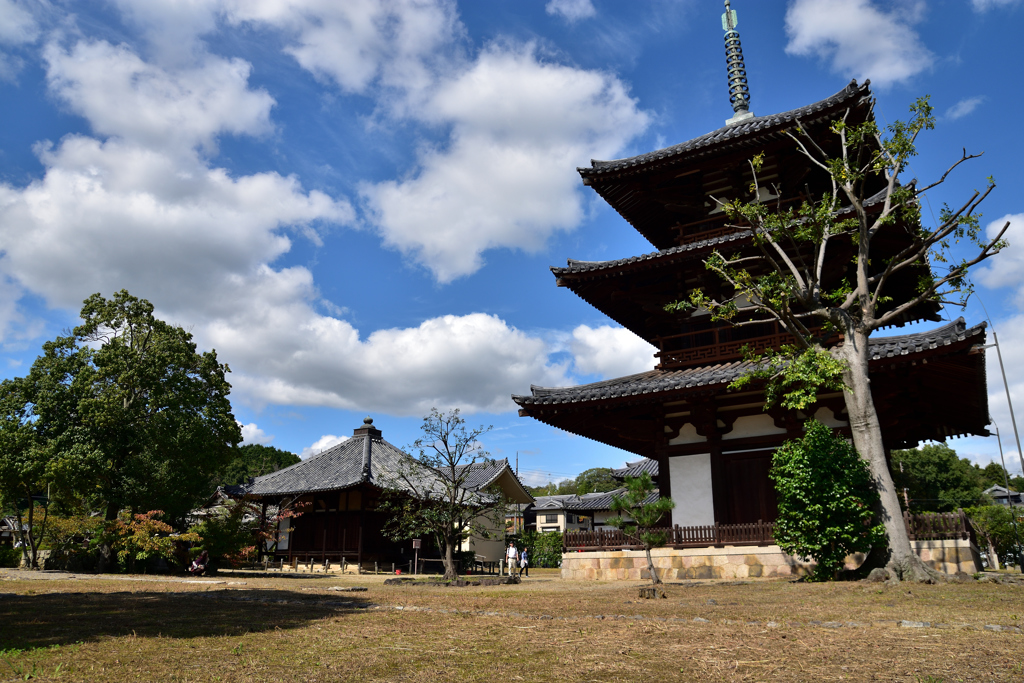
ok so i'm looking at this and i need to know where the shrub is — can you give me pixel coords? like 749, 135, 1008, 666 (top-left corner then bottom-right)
101, 511, 201, 574
42, 515, 102, 571
0, 546, 20, 568
771, 420, 884, 581
519, 530, 563, 568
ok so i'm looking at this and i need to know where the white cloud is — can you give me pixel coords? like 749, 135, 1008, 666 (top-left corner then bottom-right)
975, 214, 1024, 303
546, 0, 597, 22
945, 97, 984, 120
972, 0, 1020, 10
222, 0, 460, 97
218, 312, 571, 415
360, 44, 650, 282
0, 0, 37, 46
44, 40, 275, 155
239, 422, 274, 445
300, 434, 349, 459
785, 0, 933, 88
570, 324, 656, 378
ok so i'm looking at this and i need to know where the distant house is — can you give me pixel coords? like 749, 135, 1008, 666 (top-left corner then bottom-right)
524, 458, 663, 532
984, 485, 1023, 506
234, 417, 533, 566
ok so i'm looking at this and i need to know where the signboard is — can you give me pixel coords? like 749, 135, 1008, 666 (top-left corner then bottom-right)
412, 539, 422, 549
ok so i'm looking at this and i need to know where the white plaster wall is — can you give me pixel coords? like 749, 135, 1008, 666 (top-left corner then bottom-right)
668, 422, 706, 445
276, 517, 290, 550
669, 454, 715, 527
723, 413, 787, 440
813, 406, 848, 428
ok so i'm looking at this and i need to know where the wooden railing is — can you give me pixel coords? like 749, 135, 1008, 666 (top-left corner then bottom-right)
653, 323, 836, 369
903, 509, 975, 544
563, 511, 976, 552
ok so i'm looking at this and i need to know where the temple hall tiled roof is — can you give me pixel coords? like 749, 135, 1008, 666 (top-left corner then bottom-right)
579, 81, 870, 181
514, 318, 984, 407
611, 459, 659, 479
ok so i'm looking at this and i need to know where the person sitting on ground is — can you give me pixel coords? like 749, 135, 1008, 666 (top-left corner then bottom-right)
505, 541, 518, 576
519, 547, 529, 578
189, 550, 209, 576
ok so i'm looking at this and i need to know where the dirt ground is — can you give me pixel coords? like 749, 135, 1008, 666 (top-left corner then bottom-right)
1, 567, 1022, 682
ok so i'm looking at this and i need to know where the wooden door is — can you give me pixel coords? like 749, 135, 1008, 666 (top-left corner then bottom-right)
718, 450, 778, 524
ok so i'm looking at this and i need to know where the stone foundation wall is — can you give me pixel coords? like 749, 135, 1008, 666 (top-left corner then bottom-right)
561, 540, 980, 581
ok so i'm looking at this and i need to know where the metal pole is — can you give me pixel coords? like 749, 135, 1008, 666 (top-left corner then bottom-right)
992, 331, 1024, 482
995, 425, 1024, 572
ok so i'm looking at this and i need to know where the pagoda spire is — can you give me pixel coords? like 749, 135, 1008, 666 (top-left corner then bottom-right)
722, 0, 754, 125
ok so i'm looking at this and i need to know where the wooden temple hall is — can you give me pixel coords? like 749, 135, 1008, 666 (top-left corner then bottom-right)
237, 418, 533, 566
513, 7, 989, 538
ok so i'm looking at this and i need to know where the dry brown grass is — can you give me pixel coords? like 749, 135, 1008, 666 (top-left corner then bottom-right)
1, 568, 1022, 682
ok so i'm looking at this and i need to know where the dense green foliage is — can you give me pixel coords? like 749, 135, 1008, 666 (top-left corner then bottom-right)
529, 467, 619, 496
965, 505, 1024, 569
891, 443, 988, 512
0, 291, 241, 540
517, 530, 564, 568
0, 545, 20, 568
219, 444, 300, 486
189, 500, 263, 567
771, 421, 884, 581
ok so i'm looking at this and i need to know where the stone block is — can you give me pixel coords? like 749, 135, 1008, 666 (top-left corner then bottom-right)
712, 555, 729, 567
747, 563, 763, 577
734, 564, 749, 578
686, 565, 715, 580
671, 556, 684, 569
744, 554, 760, 566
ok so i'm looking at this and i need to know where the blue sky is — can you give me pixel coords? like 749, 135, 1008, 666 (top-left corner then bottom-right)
1, 0, 1023, 485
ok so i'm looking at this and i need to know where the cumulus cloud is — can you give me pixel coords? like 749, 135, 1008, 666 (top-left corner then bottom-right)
945, 97, 984, 120
300, 434, 349, 459
222, 0, 459, 97
218, 312, 571, 415
975, 214, 1024, 301
785, 0, 933, 88
239, 422, 274, 445
44, 40, 275, 154
361, 44, 650, 282
546, 0, 597, 22
570, 325, 656, 378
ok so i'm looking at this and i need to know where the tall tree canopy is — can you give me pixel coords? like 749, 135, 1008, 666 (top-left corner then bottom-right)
1, 290, 241, 530
892, 444, 986, 513
671, 98, 1007, 582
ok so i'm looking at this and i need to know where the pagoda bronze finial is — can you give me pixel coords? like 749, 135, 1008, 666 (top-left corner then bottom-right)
722, 0, 754, 125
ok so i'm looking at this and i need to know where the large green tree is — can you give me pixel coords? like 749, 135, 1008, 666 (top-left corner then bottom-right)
891, 443, 986, 513
671, 98, 1007, 582
6, 291, 241, 550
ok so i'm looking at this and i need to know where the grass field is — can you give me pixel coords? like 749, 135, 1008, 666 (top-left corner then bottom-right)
1, 568, 1022, 682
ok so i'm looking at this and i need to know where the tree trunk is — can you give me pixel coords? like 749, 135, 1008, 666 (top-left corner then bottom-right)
644, 545, 662, 585
442, 531, 457, 581
837, 333, 944, 583
984, 534, 1000, 571
97, 501, 120, 573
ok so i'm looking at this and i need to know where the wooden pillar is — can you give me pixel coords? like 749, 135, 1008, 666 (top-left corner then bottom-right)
259, 500, 268, 560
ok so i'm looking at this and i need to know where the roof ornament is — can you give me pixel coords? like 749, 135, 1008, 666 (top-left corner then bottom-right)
722, 0, 754, 126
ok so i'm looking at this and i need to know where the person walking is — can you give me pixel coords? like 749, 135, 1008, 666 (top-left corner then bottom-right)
518, 546, 529, 578
505, 540, 518, 576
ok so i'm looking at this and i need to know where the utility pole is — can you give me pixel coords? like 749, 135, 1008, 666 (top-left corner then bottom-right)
995, 425, 1024, 572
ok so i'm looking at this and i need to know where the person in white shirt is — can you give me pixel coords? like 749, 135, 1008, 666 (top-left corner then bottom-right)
505, 541, 518, 576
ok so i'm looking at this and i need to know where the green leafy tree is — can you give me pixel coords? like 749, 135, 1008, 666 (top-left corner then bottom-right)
667, 97, 1007, 582
220, 444, 300, 486
381, 408, 506, 581
965, 505, 1024, 571
575, 468, 619, 495
608, 472, 675, 586
0, 378, 52, 569
891, 444, 985, 512
771, 420, 884, 581
23, 292, 240, 537
518, 529, 564, 568
190, 499, 263, 567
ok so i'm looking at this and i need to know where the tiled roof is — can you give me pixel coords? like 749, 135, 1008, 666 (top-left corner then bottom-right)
612, 459, 659, 479
514, 318, 984, 407
552, 186, 892, 278
568, 488, 661, 511
579, 81, 869, 180
241, 420, 529, 502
